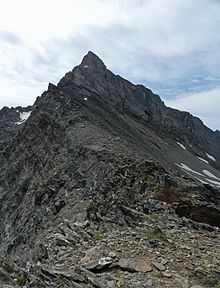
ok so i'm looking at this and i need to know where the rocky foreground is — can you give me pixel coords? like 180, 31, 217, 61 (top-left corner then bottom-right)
0, 198, 219, 287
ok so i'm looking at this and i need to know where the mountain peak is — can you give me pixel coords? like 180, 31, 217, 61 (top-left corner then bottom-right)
1, 52, 220, 288
80, 51, 106, 70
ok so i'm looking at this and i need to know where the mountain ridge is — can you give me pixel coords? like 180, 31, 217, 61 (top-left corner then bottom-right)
0, 51, 220, 288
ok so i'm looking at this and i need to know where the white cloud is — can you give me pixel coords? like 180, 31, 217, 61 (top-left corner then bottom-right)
0, 0, 119, 38
0, 77, 45, 108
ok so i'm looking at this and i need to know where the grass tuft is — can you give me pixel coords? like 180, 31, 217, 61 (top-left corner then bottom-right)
93, 233, 103, 241
17, 275, 27, 286
136, 228, 168, 242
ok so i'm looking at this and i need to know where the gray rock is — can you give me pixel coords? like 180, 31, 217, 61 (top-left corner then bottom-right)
54, 235, 71, 247
152, 261, 166, 271
118, 257, 152, 273
81, 245, 112, 271
83, 257, 113, 271
162, 272, 172, 278
145, 278, 154, 286
108, 251, 117, 258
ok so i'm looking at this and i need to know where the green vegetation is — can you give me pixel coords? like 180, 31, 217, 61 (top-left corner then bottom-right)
17, 275, 27, 286
136, 228, 168, 242
145, 230, 168, 241
135, 162, 146, 172
93, 233, 103, 241
143, 213, 154, 222
154, 271, 163, 278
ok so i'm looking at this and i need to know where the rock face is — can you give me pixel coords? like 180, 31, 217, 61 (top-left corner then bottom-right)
59, 51, 220, 168
0, 51, 220, 287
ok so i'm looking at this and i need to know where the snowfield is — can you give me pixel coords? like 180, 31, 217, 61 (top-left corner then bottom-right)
197, 157, 209, 164
15, 111, 31, 125
206, 153, 216, 162
176, 163, 220, 188
203, 169, 220, 180
176, 163, 203, 177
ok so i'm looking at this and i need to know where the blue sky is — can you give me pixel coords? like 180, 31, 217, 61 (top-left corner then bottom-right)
0, 0, 220, 130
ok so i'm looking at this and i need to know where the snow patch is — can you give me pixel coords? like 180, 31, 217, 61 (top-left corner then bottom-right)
205, 178, 220, 186
203, 170, 220, 181
176, 162, 220, 188
176, 142, 186, 150
175, 163, 203, 176
193, 176, 210, 185
15, 111, 31, 125
206, 153, 216, 162
84, 65, 88, 68
197, 157, 209, 164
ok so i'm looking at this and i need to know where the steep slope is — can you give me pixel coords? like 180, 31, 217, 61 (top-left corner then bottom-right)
58, 51, 220, 172
0, 52, 220, 288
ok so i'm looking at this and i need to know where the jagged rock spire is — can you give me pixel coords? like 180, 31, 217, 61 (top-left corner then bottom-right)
79, 51, 106, 71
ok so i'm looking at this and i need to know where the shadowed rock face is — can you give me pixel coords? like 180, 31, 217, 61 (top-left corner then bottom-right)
0, 52, 220, 287
59, 51, 220, 165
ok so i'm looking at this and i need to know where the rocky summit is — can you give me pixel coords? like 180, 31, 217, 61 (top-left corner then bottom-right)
0, 51, 220, 288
